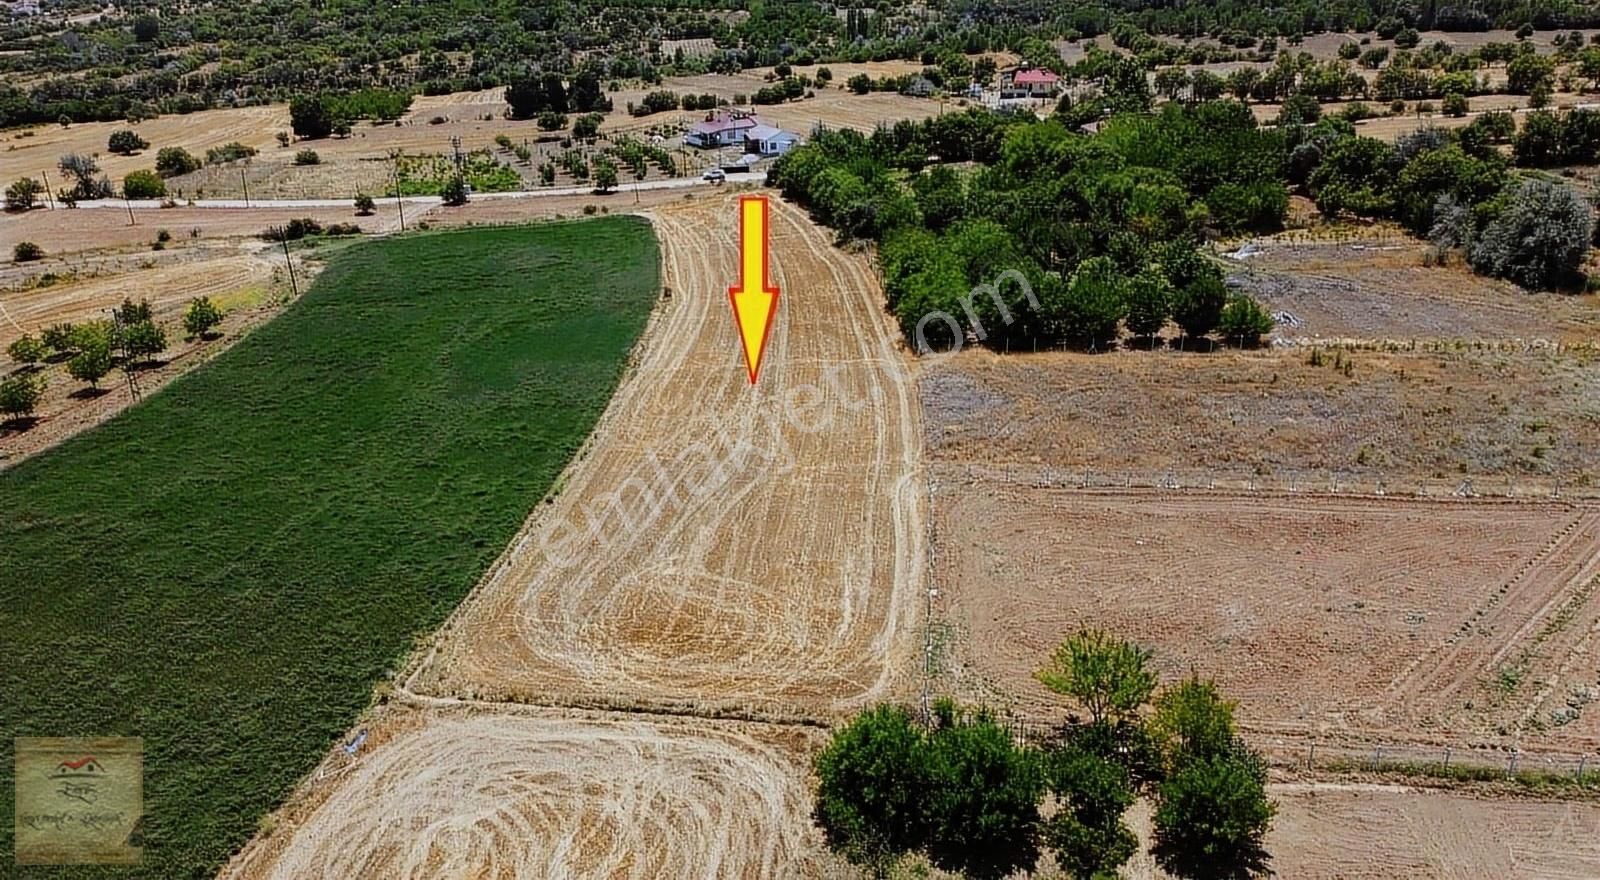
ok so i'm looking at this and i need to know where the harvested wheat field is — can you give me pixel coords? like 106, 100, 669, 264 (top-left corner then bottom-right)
414, 193, 925, 721
0, 251, 275, 350
931, 482, 1600, 752
224, 707, 830, 880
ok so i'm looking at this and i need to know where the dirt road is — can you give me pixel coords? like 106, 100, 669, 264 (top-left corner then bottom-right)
224, 193, 925, 876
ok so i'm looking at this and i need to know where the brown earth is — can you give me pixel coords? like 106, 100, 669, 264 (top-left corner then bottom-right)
1224, 235, 1600, 343
1, 202, 405, 256
931, 484, 1600, 755
920, 348, 1600, 486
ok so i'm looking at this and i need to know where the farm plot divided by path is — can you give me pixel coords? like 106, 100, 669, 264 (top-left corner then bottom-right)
932, 480, 1600, 753
227, 194, 924, 877
415, 195, 926, 721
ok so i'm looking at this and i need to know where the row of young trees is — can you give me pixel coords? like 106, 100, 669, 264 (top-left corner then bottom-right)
813, 629, 1274, 879
2, 297, 224, 426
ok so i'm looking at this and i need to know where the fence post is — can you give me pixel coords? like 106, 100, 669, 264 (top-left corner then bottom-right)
1307, 741, 1316, 769
1577, 755, 1587, 780
1508, 751, 1519, 776
1442, 747, 1451, 771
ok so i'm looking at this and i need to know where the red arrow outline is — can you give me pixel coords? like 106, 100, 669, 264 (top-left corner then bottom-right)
728, 195, 780, 384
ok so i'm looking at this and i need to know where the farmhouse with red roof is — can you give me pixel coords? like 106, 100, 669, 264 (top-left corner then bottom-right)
1002, 67, 1062, 98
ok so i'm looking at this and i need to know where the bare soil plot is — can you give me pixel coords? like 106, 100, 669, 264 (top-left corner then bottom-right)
930, 483, 1600, 753
413, 193, 925, 721
1261, 782, 1600, 880
223, 706, 831, 880
921, 349, 1600, 485
0, 202, 403, 255
1224, 237, 1600, 342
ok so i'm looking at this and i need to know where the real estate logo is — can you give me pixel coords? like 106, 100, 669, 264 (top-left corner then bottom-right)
14, 737, 143, 865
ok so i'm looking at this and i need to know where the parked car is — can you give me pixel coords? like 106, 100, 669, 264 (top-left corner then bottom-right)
701, 167, 726, 182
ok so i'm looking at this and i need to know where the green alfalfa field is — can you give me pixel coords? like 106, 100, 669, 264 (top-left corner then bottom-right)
0, 217, 660, 876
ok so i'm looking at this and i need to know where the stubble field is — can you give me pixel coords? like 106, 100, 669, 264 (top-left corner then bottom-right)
415, 194, 926, 721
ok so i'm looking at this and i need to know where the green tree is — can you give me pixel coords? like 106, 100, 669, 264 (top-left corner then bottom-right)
155, 146, 201, 177
536, 111, 568, 131
108, 129, 149, 155
1045, 744, 1139, 880
1470, 179, 1593, 289
6, 334, 47, 368
593, 157, 619, 192
910, 165, 965, 232
123, 169, 166, 199
354, 193, 376, 215
1443, 92, 1469, 117
289, 95, 334, 139
131, 14, 160, 42
0, 372, 44, 422
1217, 295, 1273, 347
293, 149, 321, 166
1124, 266, 1171, 339
1151, 676, 1238, 765
923, 702, 1046, 880
67, 336, 112, 389
1152, 747, 1276, 880
122, 320, 168, 363
5, 177, 42, 210
572, 113, 603, 140
1036, 629, 1156, 725
1059, 256, 1128, 344
183, 297, 224, 339
813, 704, 932, 873
12, 241, 43, 262
440, 174, 468, 206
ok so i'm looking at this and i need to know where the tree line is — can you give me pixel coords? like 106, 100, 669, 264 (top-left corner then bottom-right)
769, 102, 1286, 353
814, 629, 1274, 879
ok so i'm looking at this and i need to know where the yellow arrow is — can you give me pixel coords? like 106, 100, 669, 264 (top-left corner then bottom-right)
728, 195, 779, 384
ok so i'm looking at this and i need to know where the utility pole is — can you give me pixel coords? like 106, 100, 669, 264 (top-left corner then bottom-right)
41, 170, 56, 209
124, 194, 136, 226
277, 229, 300, 298
241, 166, 250, 207
391, 160, 406, 231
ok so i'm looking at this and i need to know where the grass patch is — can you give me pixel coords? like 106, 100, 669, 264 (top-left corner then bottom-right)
0, 217, 660, 875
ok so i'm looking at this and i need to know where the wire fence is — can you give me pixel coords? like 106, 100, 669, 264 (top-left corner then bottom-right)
948, 462, 1600, 502
990, 716, 1600, 785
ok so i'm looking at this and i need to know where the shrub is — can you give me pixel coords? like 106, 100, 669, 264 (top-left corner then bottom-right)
123, 169, 166, 199
66, 338, 112, 388
1470, 179, 1593, 289
1152, 746, 1276, 880
108, 129, 149, 155
354, 193, 376, 215
261, 218, 325, 241
537, 111, 568, 131
5, 177, 42, 210
293, 149, 321, 166
155, 146, 201, 177
206, 142, 258, 164
183, 297, 223, 339
440, 175, 469, 206
40, 323, 75, 353
13, 241, 43, 262
1217, 294, 1274, 347
6, 334, 47, 367
0, 372, 44, 422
